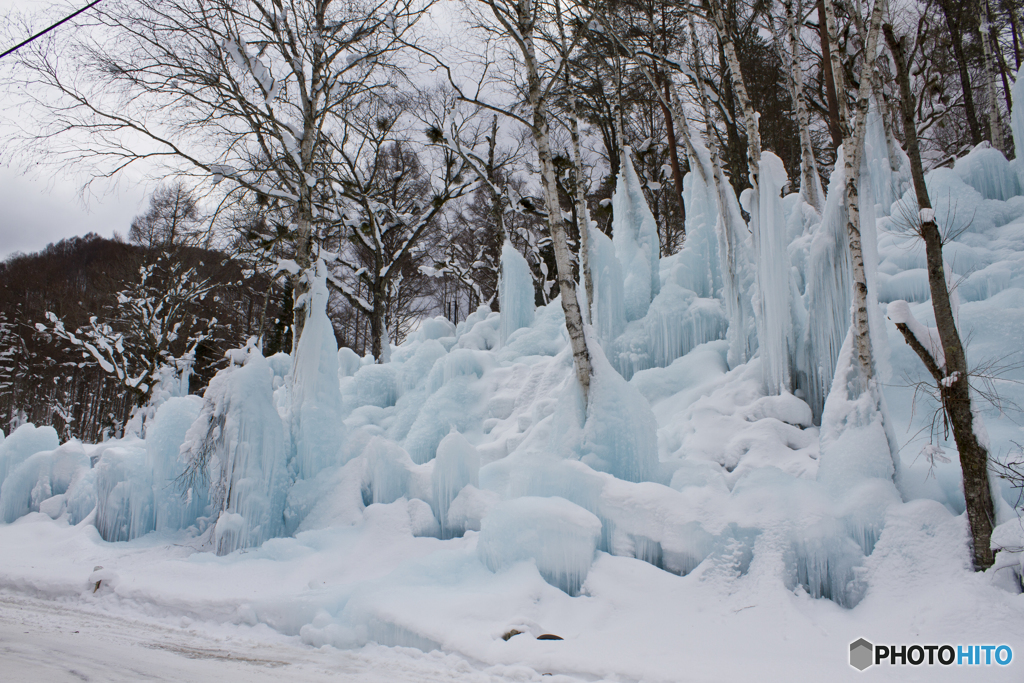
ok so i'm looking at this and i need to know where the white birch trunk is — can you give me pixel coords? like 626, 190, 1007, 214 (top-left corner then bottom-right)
983, 0, 1006, 151
782, 0, 825, 212
518, 1, 592, 402
822, 0, 885, 383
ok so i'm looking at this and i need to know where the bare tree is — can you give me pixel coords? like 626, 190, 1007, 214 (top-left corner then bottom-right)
323, 96, 475, 360
885, 23, 996, 570
425, 0, 595, 403
4, 0, 431, 351
129, 182, 204, 249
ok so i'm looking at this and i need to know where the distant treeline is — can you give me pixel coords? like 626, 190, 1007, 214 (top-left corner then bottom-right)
0, 233, 284, 441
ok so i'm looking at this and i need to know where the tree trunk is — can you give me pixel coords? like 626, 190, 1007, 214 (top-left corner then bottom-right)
816, 0, 844, 149
709, 0, 762, 191
520, 3, 591, 403
1004, 0, 1022, 68
658, 74, 688, 232
982, 0, 1007, 150
939, 0, 985, 146
885, 25, 996, 570
784, 0, 825, 212
568, 103, 595, 321
821, 0, 884, 384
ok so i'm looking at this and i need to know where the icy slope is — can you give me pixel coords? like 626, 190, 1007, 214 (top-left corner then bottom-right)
2, 142, 1024, 680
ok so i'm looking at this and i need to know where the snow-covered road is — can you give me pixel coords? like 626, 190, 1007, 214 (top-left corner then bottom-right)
0, 592, 581, 683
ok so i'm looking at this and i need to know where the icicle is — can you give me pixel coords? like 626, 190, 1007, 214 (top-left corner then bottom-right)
431, 430, 480, 539
800, 147, 853, 421
1012, 65, 1024, 161
498, 241, 535, 345
612, 149, 661, 322
587, 227, 626, 343
751, 152, 796, 395
676, 168, 723, 299
291, 259, 345, 480
477, 496, 602, 596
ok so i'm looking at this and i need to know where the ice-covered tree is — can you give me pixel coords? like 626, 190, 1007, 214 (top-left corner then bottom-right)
322, 99, 476, 360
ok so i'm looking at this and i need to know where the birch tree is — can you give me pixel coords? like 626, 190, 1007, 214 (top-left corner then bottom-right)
5, 0, 430, 350
820, 0, 886, 386
433, 0, 594, 402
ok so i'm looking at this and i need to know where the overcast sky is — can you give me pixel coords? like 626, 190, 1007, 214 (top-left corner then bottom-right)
0, 0, 148, 260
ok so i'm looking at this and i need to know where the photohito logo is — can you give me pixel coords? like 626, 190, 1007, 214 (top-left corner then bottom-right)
849, 639, 1013, 671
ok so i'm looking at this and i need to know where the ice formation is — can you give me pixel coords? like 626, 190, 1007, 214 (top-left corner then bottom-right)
687, 135, 756, 368
1012, 64, 1024, 169
751, 152, 795, 395
432, 430, 480, 538
498, 241, 535, 345
677, 163, 723, 299
477, 496, 602, 596
587, 226, 626, 343
291, 260, 345, 480
612, 148, 661, 321
180, 347, 290, 554
799, 147, 853, 420
0, 440, 88, 523
4, 122, 1024, 659
581, 337, 658, 483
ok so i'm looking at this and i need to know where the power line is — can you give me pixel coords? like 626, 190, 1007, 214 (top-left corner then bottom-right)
0, 0, 106, 61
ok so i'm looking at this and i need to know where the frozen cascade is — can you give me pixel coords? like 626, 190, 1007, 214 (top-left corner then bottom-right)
148, 396, 207, 532
799, 147, 853, 422
676, 166, 723, 299
94, 440, 155, 542
863, 101, 902, 216
611, 284, 728, 380
431, 430, 480, 539
587, 226, 626, 343
498, 241, 535, 345
402, 349, 489, 464
106, 444, 178, 541
477, 496, 602, 596
954, 144, 1022, 201
367, 437, 420, 506
291, 259, 345, 480
815, 333, 903, 557
0, 440, 89, 523
687, 134, 757, 367
180, 348, 289, 554
0, 423, 60, 492
751, 152, 796, 395
612, 148, 661, 321
582, 333, 658, 483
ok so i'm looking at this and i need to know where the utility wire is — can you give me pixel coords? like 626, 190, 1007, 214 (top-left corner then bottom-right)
0, 0, 105, 61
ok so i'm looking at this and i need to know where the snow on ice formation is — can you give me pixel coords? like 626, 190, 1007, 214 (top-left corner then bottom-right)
498, 241, 534, 345
751, 151, 795, 395
612, 148, 661, 322
4, 124, 1024, 680
477, 496, 602, 596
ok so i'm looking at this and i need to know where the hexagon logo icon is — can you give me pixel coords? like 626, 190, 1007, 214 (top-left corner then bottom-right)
850, 638, 874, 671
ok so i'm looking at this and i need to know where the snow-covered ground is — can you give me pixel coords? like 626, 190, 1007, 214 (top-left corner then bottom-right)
4, 117, 1024, 680
0, 592, 575, 682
